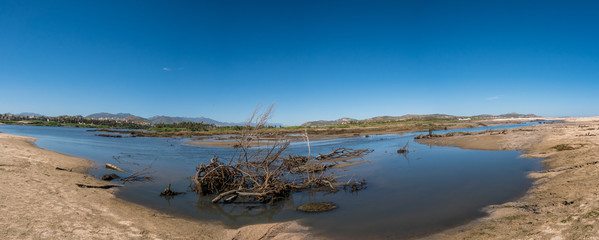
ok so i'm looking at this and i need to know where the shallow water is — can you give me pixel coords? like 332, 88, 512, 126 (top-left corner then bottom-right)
0, 122, 545, 239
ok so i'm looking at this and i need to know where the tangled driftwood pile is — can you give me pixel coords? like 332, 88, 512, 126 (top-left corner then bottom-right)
191, 105, 372, 204
192, 146, 372, 204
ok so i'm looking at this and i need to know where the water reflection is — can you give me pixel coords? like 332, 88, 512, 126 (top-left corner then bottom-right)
196, 195, 297, 223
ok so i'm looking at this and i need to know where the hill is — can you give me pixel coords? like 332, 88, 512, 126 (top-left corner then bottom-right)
4, 112, 46, 117
472, 112, 540, 119
300, 117, 358, 127
86, 112, 147, 124
301, 113, 540, 127
86, 112, 134, 119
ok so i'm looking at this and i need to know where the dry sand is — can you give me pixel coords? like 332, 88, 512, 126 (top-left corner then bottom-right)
0, 133, 311, 240
417, 117, 599, 239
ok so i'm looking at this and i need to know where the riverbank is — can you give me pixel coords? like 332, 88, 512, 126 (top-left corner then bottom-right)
417, 117, 599, 239
183, 118, 545, 148
88, 118, 545, 140
0, 133, 311, 239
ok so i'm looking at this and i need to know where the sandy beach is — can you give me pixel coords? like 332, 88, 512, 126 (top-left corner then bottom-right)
418, 117, 599, 239
0, 133, 310, 239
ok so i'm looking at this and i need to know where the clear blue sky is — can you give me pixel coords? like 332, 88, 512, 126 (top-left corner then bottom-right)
1, 0, 598, 125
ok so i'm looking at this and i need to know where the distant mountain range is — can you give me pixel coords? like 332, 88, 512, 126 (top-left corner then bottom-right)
301, 113, 541, 127
3, 112, 46, 117
86, 112, 134, 119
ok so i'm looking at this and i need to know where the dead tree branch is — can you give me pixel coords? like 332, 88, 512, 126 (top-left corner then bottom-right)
190, 105, 373, 204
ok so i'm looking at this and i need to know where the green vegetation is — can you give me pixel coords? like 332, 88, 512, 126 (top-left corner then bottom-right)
317, 118, 463, 129
553, 144, 576, 151
151, 122, 215, 132
0, 120, 19, 124
583, 211, 599, 218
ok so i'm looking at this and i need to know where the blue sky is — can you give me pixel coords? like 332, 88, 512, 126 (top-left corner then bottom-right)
1, 0, 598, 125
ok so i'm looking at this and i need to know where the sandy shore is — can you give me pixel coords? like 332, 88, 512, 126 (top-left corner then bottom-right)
0, 133, 311, 239
417, 117, 599, 239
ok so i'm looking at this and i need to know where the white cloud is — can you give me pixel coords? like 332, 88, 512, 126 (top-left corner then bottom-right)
162, 67, 172, 71
485, 96, 500, 101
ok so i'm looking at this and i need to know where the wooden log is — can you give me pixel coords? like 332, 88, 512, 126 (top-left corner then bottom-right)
211, 189, 275, 203
105, 163, 125, 172
76, 183, 122, 189
211, 189, 239, 203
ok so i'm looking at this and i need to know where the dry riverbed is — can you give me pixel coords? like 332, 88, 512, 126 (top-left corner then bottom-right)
0, 133, 310, 239
418, 117, 599, 239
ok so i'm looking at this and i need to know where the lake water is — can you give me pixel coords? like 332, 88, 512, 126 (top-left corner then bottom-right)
0, 122, 545, 239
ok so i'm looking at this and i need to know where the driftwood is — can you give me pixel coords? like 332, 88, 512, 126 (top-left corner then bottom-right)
344, 178, 367, 192
315, 148, 373, 161
55, 167, 72, 172
76, 183, 121, 189
104, 159, 153, 183
105, 163, 125, 172
397, 141, 409, 154
121, 165, 153, 183
192, 146, 372, 204
160, 184, 185, 196
190, 105, 373, 204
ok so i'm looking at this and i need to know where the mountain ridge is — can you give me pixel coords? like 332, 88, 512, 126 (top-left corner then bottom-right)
301, 113, 541, 127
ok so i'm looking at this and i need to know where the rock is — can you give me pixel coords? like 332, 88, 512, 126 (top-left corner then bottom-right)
101, 173, 120, 181
297, 202, 337, 213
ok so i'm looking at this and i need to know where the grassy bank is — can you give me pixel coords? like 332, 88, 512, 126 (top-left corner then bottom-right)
1, 118, 540, 138
92, 120, 501, 138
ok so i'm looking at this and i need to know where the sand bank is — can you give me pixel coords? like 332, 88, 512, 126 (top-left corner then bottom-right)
417, 118, 599, 239
0, 133, 311, 239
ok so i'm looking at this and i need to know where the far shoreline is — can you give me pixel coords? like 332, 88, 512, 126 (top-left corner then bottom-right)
184, 118, 553, 148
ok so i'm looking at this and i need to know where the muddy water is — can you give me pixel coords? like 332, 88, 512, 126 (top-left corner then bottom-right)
0, 122, 544, 239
